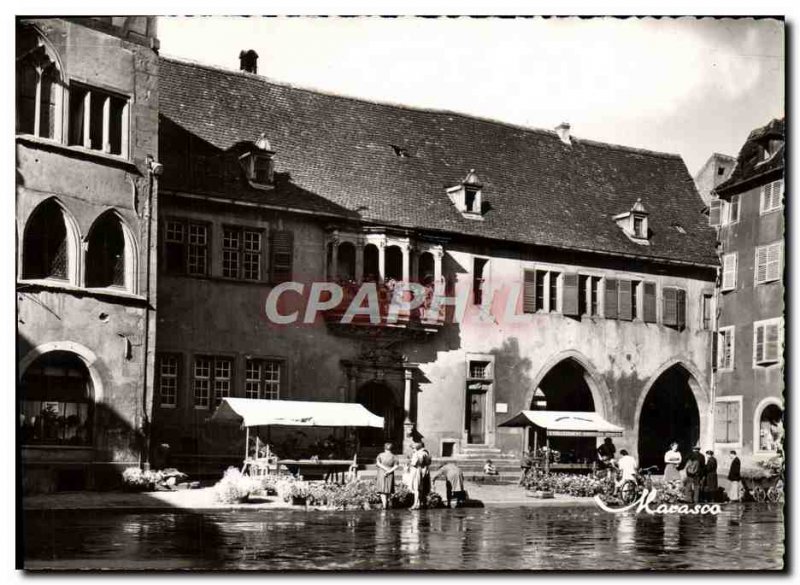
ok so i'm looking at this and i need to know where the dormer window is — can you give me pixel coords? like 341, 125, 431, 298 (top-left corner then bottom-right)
448, 169, 484, 220
760, 137, 783, 162
614, 199, 650, 245
239, 133, 275, 187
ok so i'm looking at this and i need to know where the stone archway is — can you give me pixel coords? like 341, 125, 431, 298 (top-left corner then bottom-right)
634, 360, 710, 470
524, 352, 613, 464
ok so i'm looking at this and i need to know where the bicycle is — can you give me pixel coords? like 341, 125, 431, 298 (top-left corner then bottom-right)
618, 465, 659, 504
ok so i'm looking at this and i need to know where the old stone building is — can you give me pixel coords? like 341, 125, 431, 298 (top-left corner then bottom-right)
152, 52, 718, 473
16, 18, 160, 492
712, 118, 784, 466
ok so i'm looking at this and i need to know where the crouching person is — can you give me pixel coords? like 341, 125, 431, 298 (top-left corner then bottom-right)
432, 462, 467, 508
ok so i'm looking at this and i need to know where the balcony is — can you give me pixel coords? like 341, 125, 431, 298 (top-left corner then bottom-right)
323, 279, 445, 338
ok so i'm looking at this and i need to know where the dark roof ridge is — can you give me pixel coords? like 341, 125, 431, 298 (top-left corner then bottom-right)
160, 54, 684, 162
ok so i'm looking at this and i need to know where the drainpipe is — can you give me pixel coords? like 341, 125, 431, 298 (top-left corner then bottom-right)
141, 155, 163, 471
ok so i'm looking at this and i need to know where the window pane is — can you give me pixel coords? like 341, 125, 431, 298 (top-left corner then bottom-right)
68, 87, 87, 146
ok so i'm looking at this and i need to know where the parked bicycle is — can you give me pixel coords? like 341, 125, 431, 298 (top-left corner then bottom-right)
618, 465, 659, 504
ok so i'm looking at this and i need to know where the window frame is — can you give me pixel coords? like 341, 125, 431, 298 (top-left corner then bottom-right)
753, 317, 783, 368
721, 252, 737, 292
760, 179, 784, 215
222, 225, 264, 281
754, 241, 783, 286
192, 355, 234, 410
725, 194, 740, 225
65, 81, 131, 159
163, 217, 211, 277
753, 397, 784, 455
157, 354, 180, 409
714, 395, 743, 449
717, 326, 735, 372
244, 357, 284, 400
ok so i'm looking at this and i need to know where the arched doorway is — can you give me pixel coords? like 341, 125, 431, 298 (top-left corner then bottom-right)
336, 241, 356, 281
385, 246, 403, 281
356, 381, 403, 452
637, 365, 700, 470
19, 351, 94, 446
529, 358, 597, 463
364, 244, 379, 281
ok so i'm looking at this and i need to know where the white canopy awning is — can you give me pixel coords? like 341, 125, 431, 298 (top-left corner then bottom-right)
210, 398, 384, 429
499, 410, 624, 437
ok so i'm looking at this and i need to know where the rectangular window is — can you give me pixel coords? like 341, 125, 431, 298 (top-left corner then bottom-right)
158, 355, 179, 408
213, 358, 232, 407
548, 272, 560, 312
578, 275, 588, 316
708, 199, 722, 226
755, 242, 783, 285
193, 356, 231, 408
535, 270, 547, 312
164, 220, 208, 276
604, 279, 618, 319
714, 399, 741, 444
702, 294, 713, 330
760, 180, 784, 214
727, 194, 740, 224
469, 360, 491, 379
67, 84, 128, 156
245, 359, 282, 399
754, 318, 783, 366
721, 252, 737, 291
223, 227, 262, 280
269, 230, 294, 284
662, 287, 686, 330
561, 273, 579, 316
473, 258, 488, 305
717, 327, 735, 371
643, 282, 657, 323
590, 277, 600, 317
193, 357, 211, 408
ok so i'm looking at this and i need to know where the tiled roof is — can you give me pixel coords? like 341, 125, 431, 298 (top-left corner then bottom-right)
716, 118, 785, 196
159, 57, 718, 267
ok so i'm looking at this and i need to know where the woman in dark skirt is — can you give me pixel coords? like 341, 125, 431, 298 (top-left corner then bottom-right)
375, 442, 399, 509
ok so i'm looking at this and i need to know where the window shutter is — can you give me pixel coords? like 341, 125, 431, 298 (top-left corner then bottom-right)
676, 289, 686, 330
729, 195, 740, 223
662, 288, 677, 326
765, 322, 780, 362
714, 403, 727, 442
754, 247, 768, 284
766, 244, 782, 282
754, 325, 765, 364
729, 402, 740, 443
562, 273, 580, 316
643, 282, 657, 323
523, 270, 537, 313
604, 279, 618, 319
722, 253, 737, 290
709, 200, 721, 226
617, 280, 632, 321
269, 230, 294, 284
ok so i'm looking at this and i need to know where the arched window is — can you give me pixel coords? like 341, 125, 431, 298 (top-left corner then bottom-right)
23, 199, 69, 280
86, 213, 126, 288
757, 402, 783, 453
16, 25, 63, 140
337, 242, 356, 281
20, 351, 93, 446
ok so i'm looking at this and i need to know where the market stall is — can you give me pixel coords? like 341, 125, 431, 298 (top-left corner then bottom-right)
500, 410, 624, 472
211, 397, 385, 480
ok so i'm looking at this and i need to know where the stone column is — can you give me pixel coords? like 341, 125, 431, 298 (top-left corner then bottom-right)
378, 242, 386, 283
403, 368, 415, 454
433, 248, 444, 294
331, 241, 339, 280
355, 241, 365, 281
401, 243, 411, 284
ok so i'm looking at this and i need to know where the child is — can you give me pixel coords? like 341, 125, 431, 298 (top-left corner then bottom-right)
484, 459, 499, 476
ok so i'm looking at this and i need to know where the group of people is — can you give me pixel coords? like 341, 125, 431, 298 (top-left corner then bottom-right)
375, 441, 467, 510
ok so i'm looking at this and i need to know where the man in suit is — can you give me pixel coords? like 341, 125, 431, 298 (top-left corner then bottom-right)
727, 450, 742, 502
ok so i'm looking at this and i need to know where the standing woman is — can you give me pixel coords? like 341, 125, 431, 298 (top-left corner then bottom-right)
410, 441, 431, 509
375, 442, 399, 510
664, 442, 682, 482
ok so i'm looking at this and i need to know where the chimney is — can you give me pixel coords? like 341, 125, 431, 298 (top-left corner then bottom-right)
239, 49, 259, 74
555, 122, 571, 145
